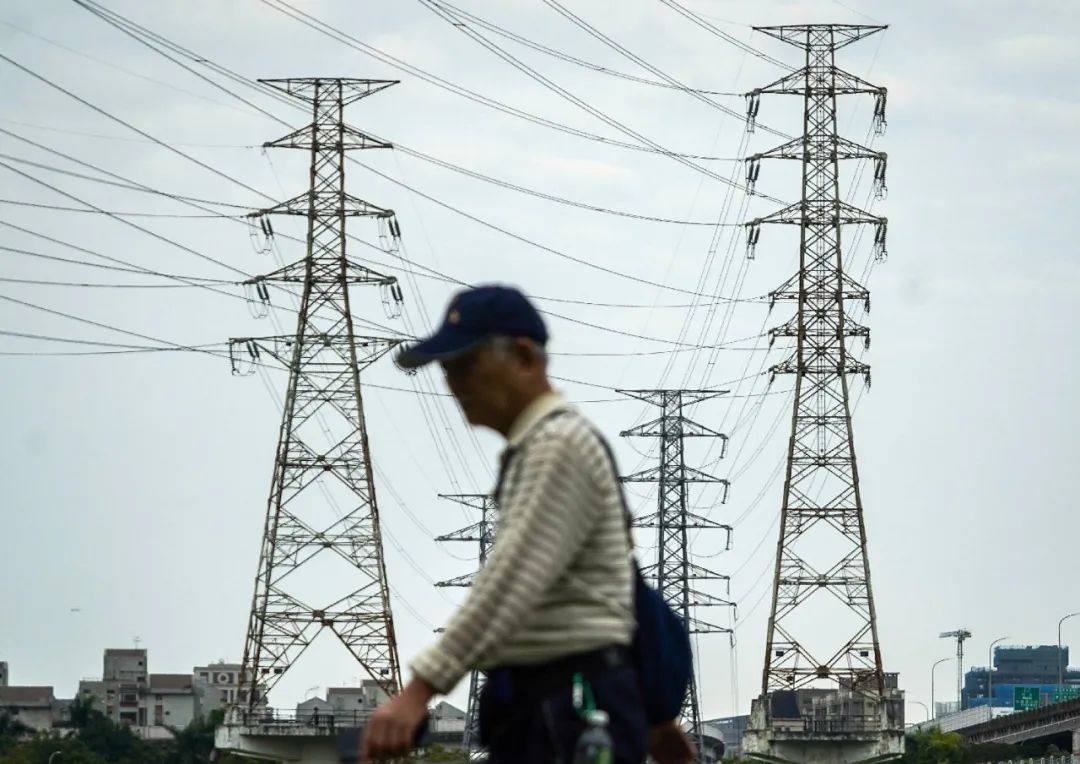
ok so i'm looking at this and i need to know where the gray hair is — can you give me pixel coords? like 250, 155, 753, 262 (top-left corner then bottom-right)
486, 334, 548, 366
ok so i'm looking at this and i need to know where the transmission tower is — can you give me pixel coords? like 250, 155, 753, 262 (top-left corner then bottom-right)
434, 494, 496, 760
619, 389, 735, 759
743, 24, 890, 702
229, 78, 405, 710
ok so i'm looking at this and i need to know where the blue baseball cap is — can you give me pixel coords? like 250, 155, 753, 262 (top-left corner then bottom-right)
396, 285, 548, 369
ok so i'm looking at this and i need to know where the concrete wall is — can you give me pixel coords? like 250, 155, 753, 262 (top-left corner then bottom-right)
12, 706, 54, 732
103, 650, 147, 683
150, 691, 196, 728
193, 664, 243, 714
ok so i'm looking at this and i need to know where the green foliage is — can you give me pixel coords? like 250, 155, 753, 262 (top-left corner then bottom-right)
0, 705, 254, 764
902, 728, 1062, 764
419, 744, 471, 761
902, 728, 967, 764
0, 710, 35, 755
0, 734, 110, 764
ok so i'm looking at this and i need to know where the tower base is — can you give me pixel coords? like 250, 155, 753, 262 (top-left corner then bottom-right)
743, 690, 905, 764
214, 709, 365, 763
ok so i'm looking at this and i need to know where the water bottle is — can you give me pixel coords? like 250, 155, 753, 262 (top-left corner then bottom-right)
573, 708, 614, 764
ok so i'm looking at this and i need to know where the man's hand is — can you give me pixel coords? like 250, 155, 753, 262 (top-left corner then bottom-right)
361, 677, 434, 760
648, 720, 697, 764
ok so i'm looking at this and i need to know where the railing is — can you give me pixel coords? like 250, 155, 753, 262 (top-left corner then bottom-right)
978, 757, 1080, 764
768, 714, 898, 736
233, 707, 373, 729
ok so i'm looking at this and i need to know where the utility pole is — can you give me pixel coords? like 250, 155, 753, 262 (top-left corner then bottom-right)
230, 78, 405, 711
435, 494, 497, 760
619, 389, 734, 760
940, 629, 972, 711
745, 24, 890, 702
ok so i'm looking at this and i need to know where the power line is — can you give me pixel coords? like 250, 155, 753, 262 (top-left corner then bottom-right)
0, 276, 223, 289
0, 242, 231, 283
15, 17, 754, 301
4, 18, 780, 361
0, 51, 273, 203
0, 160, 251, 278
0, 18, 264, 118
658, 0, 794, 71
0, 291, 228, 356
0, 198, 240, 218
419, 0, 783, 200
0, 328, 224, 351
539, 0, 789, 138
0, 144, 253, 208
432, 0, 745, 95
1, 134, 762, 336
251, 0, 745, 161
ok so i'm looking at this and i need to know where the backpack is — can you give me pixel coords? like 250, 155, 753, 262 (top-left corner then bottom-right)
498, 408, 693, 727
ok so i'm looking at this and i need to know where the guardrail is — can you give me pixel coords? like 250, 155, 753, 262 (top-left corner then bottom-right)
978, 757, 1080, 764
233, 707, 373, 729
767, 715, 901, 735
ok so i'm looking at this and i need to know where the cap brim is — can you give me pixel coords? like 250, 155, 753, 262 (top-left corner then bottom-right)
395, 325, 485, 369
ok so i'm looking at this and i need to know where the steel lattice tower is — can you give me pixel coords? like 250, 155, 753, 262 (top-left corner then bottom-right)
619, 389, 735, 758
743, 26, 890, 700
434, 494, 496, 760
231, 78, 404, 709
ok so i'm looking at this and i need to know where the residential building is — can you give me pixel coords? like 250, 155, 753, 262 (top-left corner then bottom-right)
78, 648, 199, 734
0, 686, 57, 732
296, 695, 333, 723
148, 674, 197, 729
289, 681, 392, 727
193, 662, 244, 714
429, 701, 466, 734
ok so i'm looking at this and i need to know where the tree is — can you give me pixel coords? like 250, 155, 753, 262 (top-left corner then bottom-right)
902, 728, 966, 764
0, 735, 110, 764
420, 744, 471, 762
0, 710, 34, 754
164, 709, 224, 764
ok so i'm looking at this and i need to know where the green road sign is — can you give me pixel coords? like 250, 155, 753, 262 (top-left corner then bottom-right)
1014, 686, 1040, 711
1052, 686, 1078, 703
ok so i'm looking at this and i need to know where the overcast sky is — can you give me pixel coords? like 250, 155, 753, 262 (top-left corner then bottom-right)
1, 0, 1078, 725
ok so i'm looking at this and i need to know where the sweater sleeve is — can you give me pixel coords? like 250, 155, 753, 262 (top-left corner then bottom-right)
410, 426, 602, 693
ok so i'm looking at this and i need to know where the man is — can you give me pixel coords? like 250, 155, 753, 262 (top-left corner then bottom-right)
362, 285, 695, 764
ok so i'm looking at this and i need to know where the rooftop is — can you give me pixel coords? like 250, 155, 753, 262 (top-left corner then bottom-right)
104, 649, 147, 658
0, 686, 55, 706
150, 674, 194, 691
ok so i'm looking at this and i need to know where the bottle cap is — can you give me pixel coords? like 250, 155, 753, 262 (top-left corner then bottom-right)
587, 709, 609, 726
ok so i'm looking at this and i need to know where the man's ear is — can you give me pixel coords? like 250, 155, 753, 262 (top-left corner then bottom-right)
514, 337, 543, 368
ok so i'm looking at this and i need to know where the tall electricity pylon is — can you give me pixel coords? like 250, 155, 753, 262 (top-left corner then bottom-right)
435, 494, 496, 759
744, 24, 890, 701
230, 78, 404, 709
619, 389, 734, 760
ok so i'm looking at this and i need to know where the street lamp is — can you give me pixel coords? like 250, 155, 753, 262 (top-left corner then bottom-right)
910, 700, 930, 722
931, 657, 951, 719
1059, 612, 1080, 690
987, 636, 1010, 719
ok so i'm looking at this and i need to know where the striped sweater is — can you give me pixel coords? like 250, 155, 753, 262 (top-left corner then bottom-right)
410, 393, 634, 693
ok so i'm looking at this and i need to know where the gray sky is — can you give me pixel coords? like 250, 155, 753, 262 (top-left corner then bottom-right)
1, 0, 1078, 723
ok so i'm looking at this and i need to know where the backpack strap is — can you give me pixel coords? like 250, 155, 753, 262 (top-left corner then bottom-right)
493, 407, 635, 546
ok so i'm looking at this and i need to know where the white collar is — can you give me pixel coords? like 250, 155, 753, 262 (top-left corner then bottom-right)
506, 391, 567, 447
